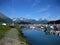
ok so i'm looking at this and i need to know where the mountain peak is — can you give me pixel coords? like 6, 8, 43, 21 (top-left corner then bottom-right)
39, 18, 47, 21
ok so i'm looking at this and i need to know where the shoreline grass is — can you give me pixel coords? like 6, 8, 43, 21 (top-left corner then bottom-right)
16, 26, 31, 45
0, 26, 11, 39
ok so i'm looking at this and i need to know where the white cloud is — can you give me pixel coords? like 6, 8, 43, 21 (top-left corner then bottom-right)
32, 0, 41, 7
36, 5, 51, 13
37, 8, 48, 13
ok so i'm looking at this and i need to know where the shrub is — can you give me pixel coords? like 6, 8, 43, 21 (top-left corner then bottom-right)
0, 26, 11, 39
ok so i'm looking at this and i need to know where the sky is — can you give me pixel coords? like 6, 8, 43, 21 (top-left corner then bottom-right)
0, 0, 60, 20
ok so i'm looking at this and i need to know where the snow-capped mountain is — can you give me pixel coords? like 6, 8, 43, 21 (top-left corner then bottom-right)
38, 18, 48, 24
12, 17, 48, 24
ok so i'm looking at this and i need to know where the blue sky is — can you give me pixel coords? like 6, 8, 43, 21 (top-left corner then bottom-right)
0, 0, 60, 20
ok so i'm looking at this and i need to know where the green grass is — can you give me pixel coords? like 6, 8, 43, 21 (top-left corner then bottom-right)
0, 26, 11, 39
16, 26, 31, 45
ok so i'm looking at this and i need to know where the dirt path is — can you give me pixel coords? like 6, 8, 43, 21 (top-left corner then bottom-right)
0, 28, 27, 45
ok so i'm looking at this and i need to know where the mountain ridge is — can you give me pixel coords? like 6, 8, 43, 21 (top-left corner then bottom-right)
12, 18, 49, 24
0, 12, 12, 23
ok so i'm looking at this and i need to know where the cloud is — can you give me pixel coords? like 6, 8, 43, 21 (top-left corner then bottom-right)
36, 8, 48, 13
29, 5, 51, 16
32, 0, 41, 7
36, 5, 51, 13
37, 8, 48, 13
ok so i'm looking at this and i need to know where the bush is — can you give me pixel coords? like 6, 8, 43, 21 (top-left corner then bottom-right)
0, 26, 11, 39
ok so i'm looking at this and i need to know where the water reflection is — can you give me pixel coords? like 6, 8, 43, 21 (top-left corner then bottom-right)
23, 29, 60, 45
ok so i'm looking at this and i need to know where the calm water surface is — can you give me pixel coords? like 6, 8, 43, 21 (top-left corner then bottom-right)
22, 29, 60, 45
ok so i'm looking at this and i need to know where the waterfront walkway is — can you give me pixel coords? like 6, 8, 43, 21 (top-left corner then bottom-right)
0, 28, 28, 45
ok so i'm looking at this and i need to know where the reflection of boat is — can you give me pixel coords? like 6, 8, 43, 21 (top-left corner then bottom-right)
30, 26, 35, 29
50, 30, 60, 36
41, 26, 44, 29
55, 31, 60, 36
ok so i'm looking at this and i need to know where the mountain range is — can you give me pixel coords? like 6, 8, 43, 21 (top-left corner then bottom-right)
12, 18, 49, 24
0, 12, 60, 24
0, 13, 48, 24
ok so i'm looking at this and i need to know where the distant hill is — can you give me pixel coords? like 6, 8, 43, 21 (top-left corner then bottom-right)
0, 12, 12, 23
48, 19, 60, 24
